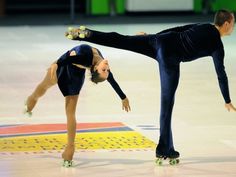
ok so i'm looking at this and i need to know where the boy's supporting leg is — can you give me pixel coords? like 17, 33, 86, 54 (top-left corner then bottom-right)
156, 64, 180, 156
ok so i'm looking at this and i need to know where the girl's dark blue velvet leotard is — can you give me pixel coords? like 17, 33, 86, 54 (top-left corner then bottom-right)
56, 44, 126, 99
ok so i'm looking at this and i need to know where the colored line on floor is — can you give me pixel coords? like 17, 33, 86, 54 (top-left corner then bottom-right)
0, 126, 133, 138
0, 122, 125, 135
0, 131, 156, 152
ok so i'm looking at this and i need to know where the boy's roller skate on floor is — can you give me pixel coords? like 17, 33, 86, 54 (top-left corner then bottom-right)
155, 149, 180, 166
62, 144, 75, 168
65, 26, 90, 40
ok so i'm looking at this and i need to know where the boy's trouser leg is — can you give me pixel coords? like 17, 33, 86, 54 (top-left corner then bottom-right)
77, 30, 157, 59
156, 64, 180, 155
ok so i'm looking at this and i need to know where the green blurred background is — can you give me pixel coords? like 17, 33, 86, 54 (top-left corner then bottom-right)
89, 0, 236, 15
1, 0, 236, 25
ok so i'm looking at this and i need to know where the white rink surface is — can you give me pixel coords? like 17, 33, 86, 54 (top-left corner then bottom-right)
0, 23, 236, 177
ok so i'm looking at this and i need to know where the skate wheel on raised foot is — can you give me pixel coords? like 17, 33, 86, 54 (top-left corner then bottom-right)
169, 158, 179, 165
79, 26, 86, 30
62, 160, 73, 168
68, 27, 74, 32
155, 158, 163, 166
67, 34, 73, 40
79, 34, 85, 38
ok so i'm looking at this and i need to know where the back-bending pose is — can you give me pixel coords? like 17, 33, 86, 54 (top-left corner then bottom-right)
24, 44, 131, 167
65, 9, 236, 164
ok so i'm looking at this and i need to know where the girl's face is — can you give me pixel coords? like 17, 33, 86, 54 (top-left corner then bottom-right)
95, 59, 110, 79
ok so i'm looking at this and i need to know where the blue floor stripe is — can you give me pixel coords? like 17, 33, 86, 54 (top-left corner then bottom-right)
0, 126, 133, 138
142, 128, 159, 130
0, 124, 23, 128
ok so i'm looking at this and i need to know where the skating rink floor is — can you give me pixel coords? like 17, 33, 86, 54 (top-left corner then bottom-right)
0, 21, 236, 177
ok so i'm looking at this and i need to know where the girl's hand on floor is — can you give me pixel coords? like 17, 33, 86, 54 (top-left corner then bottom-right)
225, 102, 236, 112
122, 97, 131, 112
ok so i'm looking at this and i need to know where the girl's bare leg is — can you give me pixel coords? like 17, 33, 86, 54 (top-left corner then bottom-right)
26, 68, 57, 112
62, 95, 79, 162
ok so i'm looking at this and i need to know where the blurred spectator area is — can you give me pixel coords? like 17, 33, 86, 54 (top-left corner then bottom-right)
0, 0, 236, 17
1, 0, 86, 15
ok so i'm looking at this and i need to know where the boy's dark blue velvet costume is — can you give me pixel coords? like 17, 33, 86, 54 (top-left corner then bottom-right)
74, 23, 231, 156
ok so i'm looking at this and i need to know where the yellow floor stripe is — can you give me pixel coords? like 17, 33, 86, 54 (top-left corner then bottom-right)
0, 131, 156, 152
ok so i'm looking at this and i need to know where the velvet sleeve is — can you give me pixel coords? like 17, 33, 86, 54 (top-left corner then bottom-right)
157, 24, 196, 34
212, 48, 231, 103
107, 72, 126, 100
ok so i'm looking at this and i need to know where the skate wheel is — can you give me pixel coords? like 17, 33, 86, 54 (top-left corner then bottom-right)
79, 26, 86, 30
79, 34, 85, 38
26, 111, 32, 117
155, 158, 163, 166
62, 160, 73, 168
176, 159, 180, 164
67, 34, 73, 40
68, 27, 74, 31
169, 158, 179, 165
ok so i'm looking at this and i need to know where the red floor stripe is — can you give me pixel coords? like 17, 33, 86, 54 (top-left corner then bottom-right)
0, 122, 125, 135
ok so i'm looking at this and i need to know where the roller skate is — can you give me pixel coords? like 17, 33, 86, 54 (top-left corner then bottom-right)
62, 144, 75, 168
23, 100, 32, 117
155, 149, 180, 166
65, 26, 90, 40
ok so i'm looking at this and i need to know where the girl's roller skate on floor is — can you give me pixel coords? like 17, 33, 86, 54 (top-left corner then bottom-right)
155, 149, 180, 166
62, 144, 75, 168
65, 26, 90, 40
23, 98, 33, 117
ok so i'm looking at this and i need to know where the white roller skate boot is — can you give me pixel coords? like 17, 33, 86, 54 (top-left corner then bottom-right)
62, 144, 75, 168
23, 100, 32, 117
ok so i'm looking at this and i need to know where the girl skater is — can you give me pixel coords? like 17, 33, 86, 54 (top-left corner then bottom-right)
65, 9, 236, 165
24, 44, 131, 167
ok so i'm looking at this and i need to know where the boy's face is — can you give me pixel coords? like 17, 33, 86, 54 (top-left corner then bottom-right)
224, 14, 235, 35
